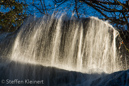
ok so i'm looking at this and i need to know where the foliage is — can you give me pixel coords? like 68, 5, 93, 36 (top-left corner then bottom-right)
0, 0, 129, 31
31, 0, 129, 29
52, 0, 129, 28
0, 0, 27, 32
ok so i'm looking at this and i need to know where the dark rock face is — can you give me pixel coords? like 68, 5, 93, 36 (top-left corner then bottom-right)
91, 70, 129, 86
116, 30, 129, 69
120, 31, 129, 49
0, 61, 129, 86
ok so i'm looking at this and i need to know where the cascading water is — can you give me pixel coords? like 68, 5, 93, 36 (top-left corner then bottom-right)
0, 14, 128, 86
10, 15, 120, 73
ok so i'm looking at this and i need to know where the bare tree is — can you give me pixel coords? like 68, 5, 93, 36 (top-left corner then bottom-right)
52, 0, 129, 28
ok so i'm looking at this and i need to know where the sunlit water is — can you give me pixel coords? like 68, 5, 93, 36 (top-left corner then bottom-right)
0, 14, 127, 86
10, 15, 120, 73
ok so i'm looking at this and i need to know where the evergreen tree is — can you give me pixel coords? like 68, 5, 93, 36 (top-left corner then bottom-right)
0, 0, 27, 32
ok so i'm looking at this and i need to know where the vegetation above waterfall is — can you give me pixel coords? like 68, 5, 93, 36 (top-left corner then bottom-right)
32, 0, 129, 29
0, 0, 27, 32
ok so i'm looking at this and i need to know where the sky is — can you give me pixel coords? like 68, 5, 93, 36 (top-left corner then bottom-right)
0, 0, 126, 18
0, 0, 128, 29
10, 0, 103, 18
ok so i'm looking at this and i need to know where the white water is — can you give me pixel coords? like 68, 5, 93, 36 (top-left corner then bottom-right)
10, 15, 120, 73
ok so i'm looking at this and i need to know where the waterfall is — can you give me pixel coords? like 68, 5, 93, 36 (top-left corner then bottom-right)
0, 14, 127, 86
10, 15, 120, 73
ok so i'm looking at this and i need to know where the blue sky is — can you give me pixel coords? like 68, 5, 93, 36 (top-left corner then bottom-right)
0, 0, 128, 29
23, 0, 127, 21
0, 0, 126, 18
